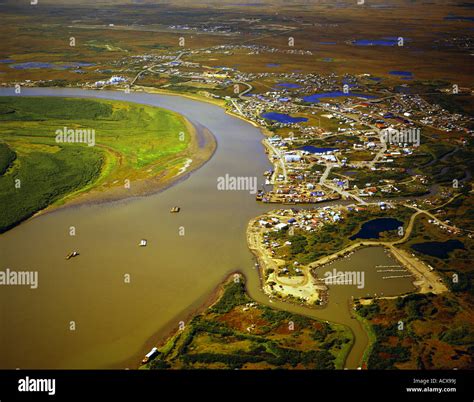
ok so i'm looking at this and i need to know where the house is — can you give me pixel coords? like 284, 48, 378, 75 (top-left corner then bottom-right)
259, 220, 272, 228
284, 154, 301, 163
275, 223, 289, 231
366, 187, 377, 195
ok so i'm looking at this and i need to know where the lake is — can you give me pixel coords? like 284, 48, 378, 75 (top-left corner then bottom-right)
303, 91, 376, 103
389, 71, 413, 78
11, 62, 94, 70
444, 15, 474, 22
261, 112, 308, 124
299, 145, 338, 154
349, 218, 403, 240
411, 239, 465, 259
317, 246, 415, 301
276, 83, 301, 89
353, 38, 399, 46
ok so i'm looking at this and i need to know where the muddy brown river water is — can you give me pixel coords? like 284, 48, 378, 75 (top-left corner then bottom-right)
0, 88, 414, 369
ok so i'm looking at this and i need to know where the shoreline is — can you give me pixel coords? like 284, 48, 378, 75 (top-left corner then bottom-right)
40, 120, 216, 212
247, 212, 448, 307
246, 215, 326, 309
245, 207, 449, 369
118, 271, 242, 369
0, 90, 218, 230
2, 84, 268, 230
133, 84, 273, 135
133, 270, 354, 370
1, 83, 302, 231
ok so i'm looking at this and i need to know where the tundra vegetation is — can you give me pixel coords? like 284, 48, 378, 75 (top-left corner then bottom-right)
355, 199, 474, 369
144, 279, 353, 370
0, 96, 190, 232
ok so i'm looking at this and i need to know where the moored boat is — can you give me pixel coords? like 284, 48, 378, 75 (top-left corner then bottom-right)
66, 251, 79, 260
142, 347, 158, 364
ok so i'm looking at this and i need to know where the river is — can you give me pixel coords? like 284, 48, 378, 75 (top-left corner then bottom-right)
0, 88, 414, 369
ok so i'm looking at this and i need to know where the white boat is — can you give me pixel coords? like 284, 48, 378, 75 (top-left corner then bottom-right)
139, 239, 147, 247
142, 347, 158, 364
66, 251, 79, 260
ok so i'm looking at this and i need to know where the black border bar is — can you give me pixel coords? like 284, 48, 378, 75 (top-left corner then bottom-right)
0, 369, 470, 401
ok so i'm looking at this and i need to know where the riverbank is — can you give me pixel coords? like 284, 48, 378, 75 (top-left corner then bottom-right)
308, 237, 447, 296
139, 272, 353, 370
0, 85, 283, 369
24, 83, 266, 218
0, 84, 269, 230
249, 220, 446, 305
7, 94, 217, 222
133, 85, 226, 109
44, 119, 215, 210
129, 271, 239, 370
247, 215, 326, 306
134, 84, 274, 135
245, 204, 449, 369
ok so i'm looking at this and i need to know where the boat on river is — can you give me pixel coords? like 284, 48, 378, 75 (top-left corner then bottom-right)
142, 347, 158, 364
170, 207, 180, 213
65, 251, 79, 260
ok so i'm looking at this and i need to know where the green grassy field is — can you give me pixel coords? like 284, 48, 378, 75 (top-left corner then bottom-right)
0, 142, 16, 175
143, 278, 353, 370
0, 96, 191, 232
